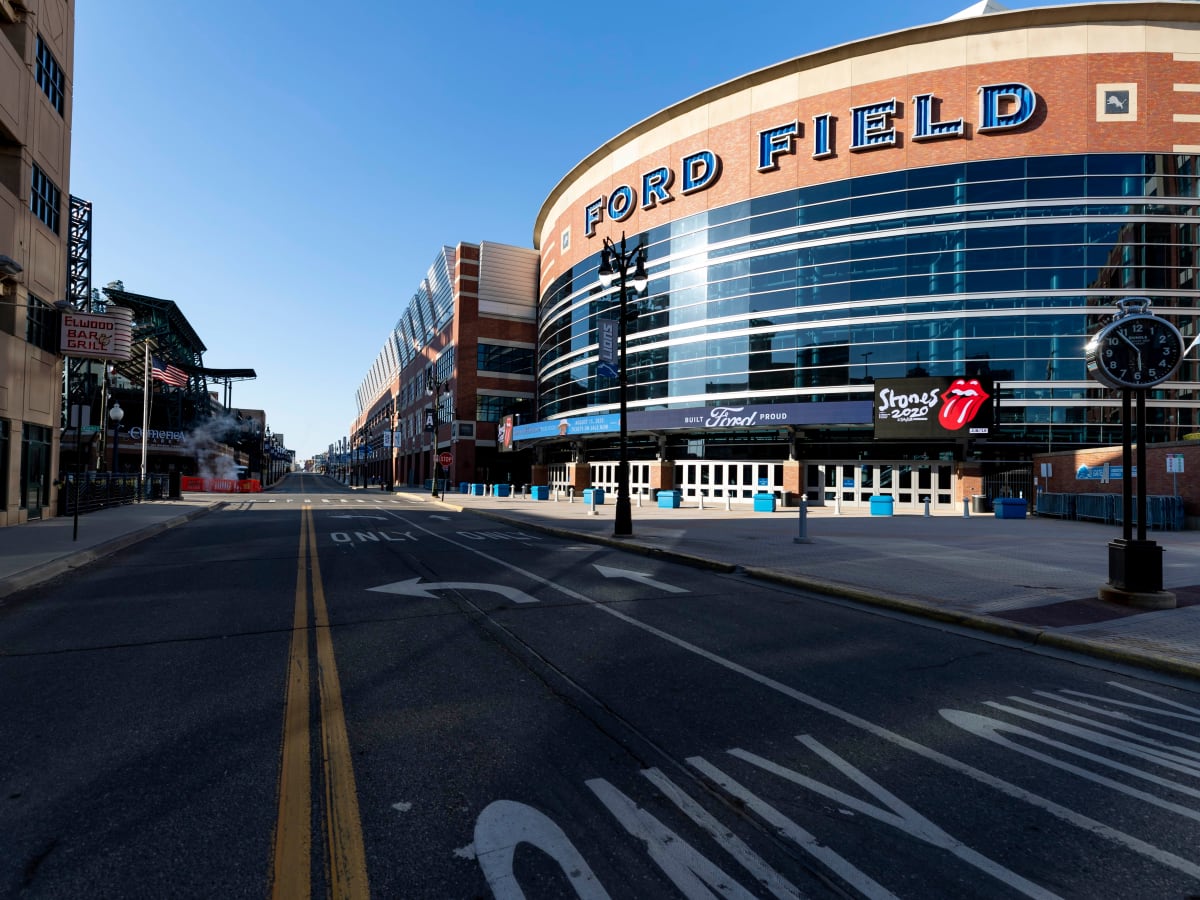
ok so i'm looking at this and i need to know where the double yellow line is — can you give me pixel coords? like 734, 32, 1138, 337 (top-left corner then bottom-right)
272, 504, 369, 899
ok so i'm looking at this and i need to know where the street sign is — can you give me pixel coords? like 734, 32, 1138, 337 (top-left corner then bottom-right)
438, 452, 452, 467
1167, 453, 1185, 473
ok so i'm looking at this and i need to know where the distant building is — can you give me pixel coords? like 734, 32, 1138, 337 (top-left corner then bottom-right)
351, 241, 538, 489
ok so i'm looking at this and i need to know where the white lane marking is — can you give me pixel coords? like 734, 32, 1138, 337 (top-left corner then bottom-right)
473, 800, 611, 900
984, 700, 1200, 775
329, 515, 388, 520
1010, 695, 1200, 759
367, 578, 539, 605
640, 768, 803, 900
586, 778, 764, 900
593, 564, 687, 594
386, 510, 1200, 882
942, 710, 1200, 824
685, 758, 899, 900
727, 736, 1061, 900
1028, 690, 1200, 745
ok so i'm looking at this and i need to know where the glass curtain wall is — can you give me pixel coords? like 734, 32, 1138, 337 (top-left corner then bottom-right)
537, 153, 1199, 448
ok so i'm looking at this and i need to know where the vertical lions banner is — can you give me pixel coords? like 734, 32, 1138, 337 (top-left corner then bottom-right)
597, 317, 618, 379
874, 377, 994, 439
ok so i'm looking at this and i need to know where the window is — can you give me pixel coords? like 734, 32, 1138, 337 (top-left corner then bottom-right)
30, 164, 61, 233
36, 35, 65, 115
0, 419, 8, 507
477, 343, 533, 375
26, 295, 56, 353
476, 395, 529, 423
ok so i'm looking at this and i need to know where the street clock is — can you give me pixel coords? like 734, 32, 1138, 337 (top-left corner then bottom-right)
1085, 297, 1184, 390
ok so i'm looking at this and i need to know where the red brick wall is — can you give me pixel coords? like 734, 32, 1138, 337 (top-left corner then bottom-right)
1033, 442, 1200, 515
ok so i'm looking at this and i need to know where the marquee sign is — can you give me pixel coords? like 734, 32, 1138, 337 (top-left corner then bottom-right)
873, 377, 994, 440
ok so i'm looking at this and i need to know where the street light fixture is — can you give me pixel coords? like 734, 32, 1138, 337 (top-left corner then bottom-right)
425, 365, 446, 498
597, 232, 648, 537
108, 401, 124, 473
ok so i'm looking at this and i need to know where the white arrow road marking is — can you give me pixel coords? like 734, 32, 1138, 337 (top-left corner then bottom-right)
429, 514, 451, 521
593, 564, 687, 594
367, 578, 540, 604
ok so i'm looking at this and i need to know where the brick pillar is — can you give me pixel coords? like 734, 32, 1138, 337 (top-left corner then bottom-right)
566, 463, 590, 493
957, 464, 983, 502
649, 460, 674, 493
531, 463, 548, 487
782, 460, 802, 504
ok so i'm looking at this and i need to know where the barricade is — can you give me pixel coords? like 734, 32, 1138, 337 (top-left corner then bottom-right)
180, 476, 260, 493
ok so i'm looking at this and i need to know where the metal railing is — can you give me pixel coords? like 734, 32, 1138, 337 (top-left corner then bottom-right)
58, 472, 172, 516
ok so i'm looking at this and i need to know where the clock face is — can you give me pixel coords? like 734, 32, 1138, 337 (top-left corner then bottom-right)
1087, 313, 1184, 389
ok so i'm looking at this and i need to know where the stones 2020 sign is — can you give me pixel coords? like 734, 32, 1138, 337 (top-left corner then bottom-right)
874, 377, 994, 440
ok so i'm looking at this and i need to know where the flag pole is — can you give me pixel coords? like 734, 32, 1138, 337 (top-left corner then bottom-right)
141, 343, 150, 490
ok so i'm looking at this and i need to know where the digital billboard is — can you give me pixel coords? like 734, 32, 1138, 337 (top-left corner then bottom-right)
874, 377, 994, 440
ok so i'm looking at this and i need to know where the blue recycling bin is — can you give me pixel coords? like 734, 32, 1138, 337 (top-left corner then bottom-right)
869, 495, 894, 516
993, 497, 1027, 519
459, 481, 469, 494
492, 483, 511, 497
469, 483, 485, 496
583, 488, 605, 505
752, 493, 776, 513
530, 485, 549, 501
657, 489, 682, 509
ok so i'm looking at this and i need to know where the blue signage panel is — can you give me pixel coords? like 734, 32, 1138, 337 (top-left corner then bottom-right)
510, 401, 873, 443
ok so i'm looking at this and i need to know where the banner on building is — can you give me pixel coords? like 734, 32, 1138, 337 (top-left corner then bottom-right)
597, 317, 618, 379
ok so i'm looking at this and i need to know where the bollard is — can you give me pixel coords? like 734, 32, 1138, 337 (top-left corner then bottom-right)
923, 497, 931, 517
698, 493, 704, 510
725, 493, 731, 511
636, 491, 642, 507
835, 494, 842, 516
793, 496, 812, 544
589, 493, 598, 516
963, 498, 970, 518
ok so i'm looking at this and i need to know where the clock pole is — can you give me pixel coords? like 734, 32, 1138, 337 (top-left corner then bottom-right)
1085, 297, 1183, 609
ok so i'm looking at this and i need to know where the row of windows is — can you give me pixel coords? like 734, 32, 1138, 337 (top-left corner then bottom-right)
30, 164, 60, 234
35, 35, 64, 116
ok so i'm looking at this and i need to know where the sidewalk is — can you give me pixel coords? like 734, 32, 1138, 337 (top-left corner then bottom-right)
2, 487, 1198, 680
0, 498, 222, 599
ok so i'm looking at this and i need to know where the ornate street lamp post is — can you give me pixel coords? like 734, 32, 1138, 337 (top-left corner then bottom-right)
108, 401, 124, 474
597, 232, 648, 537
425, 365, 446, 498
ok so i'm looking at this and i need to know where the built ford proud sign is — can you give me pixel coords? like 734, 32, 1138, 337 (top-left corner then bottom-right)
874, 377, 993, 441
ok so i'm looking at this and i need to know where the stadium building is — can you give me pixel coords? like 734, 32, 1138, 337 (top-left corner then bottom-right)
522, 0, 1200, 510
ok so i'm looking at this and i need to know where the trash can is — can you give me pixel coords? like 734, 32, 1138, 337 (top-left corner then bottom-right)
657, 489, 682, 509
993, 498, 1028, 519
869, 495, 894, 516
583, 487, 605, 505
753, 493, 777, 513
530, 485, 550, 501
971, 495, 989, 514
492, 483, 511, 497
470, 483, 486, 496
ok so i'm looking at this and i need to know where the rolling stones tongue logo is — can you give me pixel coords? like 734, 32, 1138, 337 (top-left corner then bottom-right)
938, 379, 990, 430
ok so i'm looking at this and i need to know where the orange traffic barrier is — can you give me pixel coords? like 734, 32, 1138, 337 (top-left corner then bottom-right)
180, 477, 263, 493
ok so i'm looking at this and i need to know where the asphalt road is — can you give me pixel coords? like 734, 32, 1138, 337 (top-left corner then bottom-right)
2, 473, 1199, 898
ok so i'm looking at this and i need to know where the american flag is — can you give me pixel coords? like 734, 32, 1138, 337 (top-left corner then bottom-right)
151, 356, 188, 387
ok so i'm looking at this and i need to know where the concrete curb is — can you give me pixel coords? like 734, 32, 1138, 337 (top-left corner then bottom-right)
434, 498, 1200, 682
0, 503, 224, 601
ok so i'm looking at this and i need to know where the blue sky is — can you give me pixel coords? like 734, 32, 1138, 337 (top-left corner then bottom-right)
70, 1, 1106, 461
